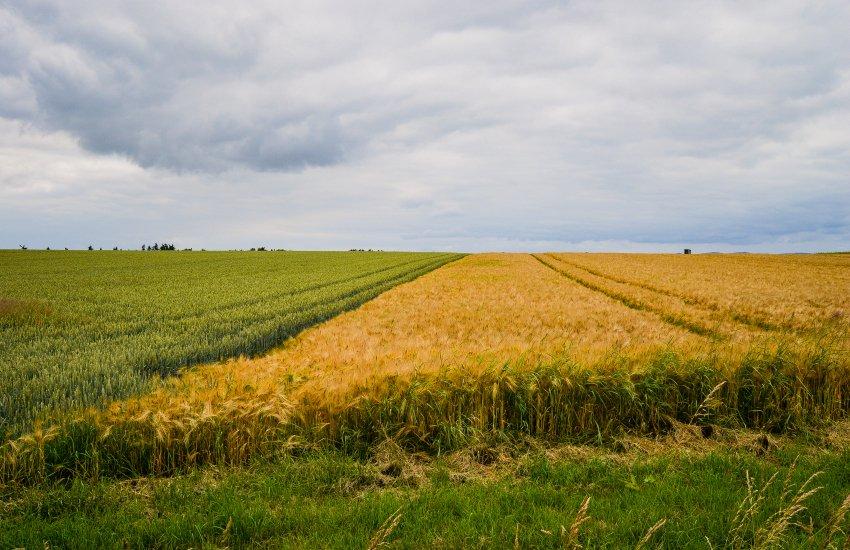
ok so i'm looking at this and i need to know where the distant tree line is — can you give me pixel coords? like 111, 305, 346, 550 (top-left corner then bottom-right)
18, 245, 109, 250
15, 244, 304, 252
16, 245, 179, 251
142, 243, 176, 251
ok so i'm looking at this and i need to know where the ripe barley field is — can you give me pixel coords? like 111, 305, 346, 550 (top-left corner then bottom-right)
2, 251, 850, 547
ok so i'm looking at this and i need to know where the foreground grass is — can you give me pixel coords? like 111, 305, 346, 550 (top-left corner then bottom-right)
3, 438, 850, 548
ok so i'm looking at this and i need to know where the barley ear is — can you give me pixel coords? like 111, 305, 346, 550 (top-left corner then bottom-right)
635, 518, 666, 550
367, 507, 403, 550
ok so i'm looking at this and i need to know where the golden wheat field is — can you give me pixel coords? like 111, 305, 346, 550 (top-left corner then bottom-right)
145, 253, 703, 406
127, 252, 848, 407
3, 252, 849, 482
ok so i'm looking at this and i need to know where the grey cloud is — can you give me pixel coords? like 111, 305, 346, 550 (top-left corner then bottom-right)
1, 1, 849, 251
6, 1, 850, 174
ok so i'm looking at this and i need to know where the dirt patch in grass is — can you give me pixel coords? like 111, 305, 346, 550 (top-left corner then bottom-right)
0, 298, 52, 325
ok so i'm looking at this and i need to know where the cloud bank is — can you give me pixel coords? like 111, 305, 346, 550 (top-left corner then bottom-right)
1, 1, 849, 251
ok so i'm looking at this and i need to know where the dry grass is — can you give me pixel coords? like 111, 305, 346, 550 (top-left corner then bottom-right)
0, 298, 51, 324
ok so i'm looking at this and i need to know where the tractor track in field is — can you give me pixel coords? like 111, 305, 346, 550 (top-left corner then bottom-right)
544, 254, 785, 333
547, 255, 716, 308
531, 253, 723, 339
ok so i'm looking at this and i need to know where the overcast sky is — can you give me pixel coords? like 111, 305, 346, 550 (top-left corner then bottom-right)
1, 1, 848, 252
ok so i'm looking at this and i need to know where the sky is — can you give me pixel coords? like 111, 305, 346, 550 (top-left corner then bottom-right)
1, 1, 849, 252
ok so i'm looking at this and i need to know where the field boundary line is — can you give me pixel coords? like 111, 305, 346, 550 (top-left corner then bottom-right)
136, 253, 467, 376
531, 254, 722, 339
0, 252, 464, 436
205, 254, 466, 350
546, 254, 782, 333
128, 253, 455, 327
